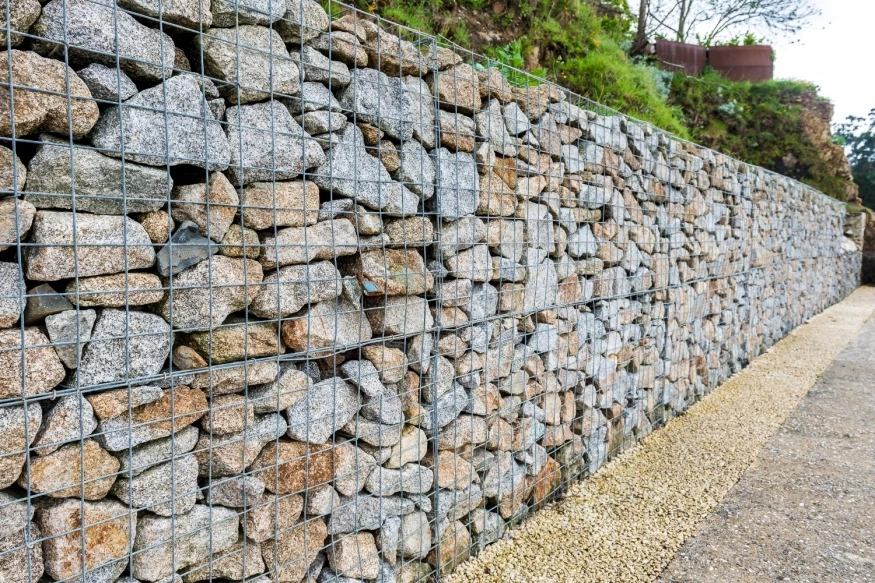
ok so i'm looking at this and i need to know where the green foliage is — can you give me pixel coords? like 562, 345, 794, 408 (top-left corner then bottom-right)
670, 69, 855, 200
835, 110, 875, 208
482, 40, 547, 87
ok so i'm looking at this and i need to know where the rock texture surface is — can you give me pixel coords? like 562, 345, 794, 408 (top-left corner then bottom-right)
0, 6, 862, 583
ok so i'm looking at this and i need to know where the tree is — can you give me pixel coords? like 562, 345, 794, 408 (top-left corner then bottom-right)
642, 0, 819, 45
835, 110, 875, 209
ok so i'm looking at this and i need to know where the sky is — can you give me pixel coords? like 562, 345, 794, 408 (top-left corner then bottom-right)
629, 0, 875, 124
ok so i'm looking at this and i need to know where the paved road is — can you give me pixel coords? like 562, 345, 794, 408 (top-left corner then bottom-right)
658, 314, 875, 583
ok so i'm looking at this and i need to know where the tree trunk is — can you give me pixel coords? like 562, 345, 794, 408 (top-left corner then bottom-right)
630, 0, 651, 56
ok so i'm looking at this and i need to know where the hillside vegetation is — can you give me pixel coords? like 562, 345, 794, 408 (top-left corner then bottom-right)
352, 0, 858, 201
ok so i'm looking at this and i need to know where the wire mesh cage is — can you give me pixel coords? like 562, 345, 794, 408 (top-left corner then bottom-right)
0, 1, 862, 583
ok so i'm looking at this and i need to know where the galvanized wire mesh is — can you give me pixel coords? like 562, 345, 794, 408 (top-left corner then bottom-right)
0, 1, 862, 583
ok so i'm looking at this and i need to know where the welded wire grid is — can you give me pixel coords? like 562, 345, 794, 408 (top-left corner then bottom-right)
0, 1, 861, 583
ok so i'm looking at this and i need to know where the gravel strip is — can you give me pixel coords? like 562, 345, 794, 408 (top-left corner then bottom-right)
446, 287, 875, 583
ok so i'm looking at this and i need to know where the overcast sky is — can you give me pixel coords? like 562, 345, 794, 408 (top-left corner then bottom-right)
630, 0, 875, 125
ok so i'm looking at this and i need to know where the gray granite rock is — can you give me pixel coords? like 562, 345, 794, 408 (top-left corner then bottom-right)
170, 173, 239, 243
25, 136, 171, 215
0, 197, 34, 251
90, 74, 231, 170
283, 81, 342, 114
429, 148, 479, 218
111, 454, 199, 516
35, 499, 134, 583
32, 395, 98, 456
477, 99, 517, 157
365, 463, 433, 496
33, 0, 175, 81
154, 256, 263, 331
339, 359, 387, 399
225, 99, 326, 184
395, 140, 435, 199
156, 221, 219, 277
131, 504, 239, 582
77, 64, 138, 103
0, 403, 42, 488
258, 218, 359, 269
419, 383, 469, 434
290, 45, 351, 87
399, 511, 432, 559
247, 364, 311, 414
114, 424, 199, 476
118, 0, 211, 28
0, 0, 40, 47
249, 261, 342, 319
364, 295, 434, 337
296, 110, 348, 135
25, 211, 155, 282
503, 101, 531, 135
205, 475, 266, 507
285, 377, 360, 443
339, 68, 413, 141
328, 495, 414, 535
404, 76, 437, 149
0, 263, 23, 329
22, 283, 72, 325
211, 0, 287, 26
276, 0, 329, 43
313, 125, 419, 215
199, 25, 300, 104
76, 309, 171, 387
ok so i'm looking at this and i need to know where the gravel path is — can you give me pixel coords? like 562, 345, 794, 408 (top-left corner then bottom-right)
658, 295, 875, 582
445, 287, 875, 583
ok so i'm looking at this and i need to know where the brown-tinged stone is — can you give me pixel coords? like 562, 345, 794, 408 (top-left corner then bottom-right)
35, 498, 135, 582
477, 171, 518, 217
242, 180, 320, 230
190, 361, 279, 395
66, 272, 164, 307
493, 157, 518, 189
386, 425, 428, 469
24, 440, 118, 499
219, 224, 260, 259
311, 31, 368, 67
477, 67, 515, 103
377, 139, 401, 173
171, 172, 239, 242
25, 211, 155, 282
348, 248, 434, 296
529, 454, 562, 510
0, 50, 99, 138
438, 110, 476, 152
250, 439, 335, 494
0, 327, 65, 399
358, 122, 384, 146
328, 532, 380, 580
281, 297, 372, 356
384, 216, 435, 246
429, 64, 481, 115
172, 345, 207, 370
423, 451, 477, 490
427, 519, 471, 574
0, 198, 35, 251
0, 403, 41, 488
261, 517, 327, 582
95, 387, 208, 451
85, 385, 164, 421
179, 319, 283, 365
136, 210, 175, 244
361, 345, 408, 384
245, 493, 304, 543
200, 394, 256, 435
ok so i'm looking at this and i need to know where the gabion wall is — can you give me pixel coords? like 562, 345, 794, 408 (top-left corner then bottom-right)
0, 2, 861, 583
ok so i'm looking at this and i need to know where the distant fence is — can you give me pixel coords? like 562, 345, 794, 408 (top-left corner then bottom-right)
655, 40, 774, 82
